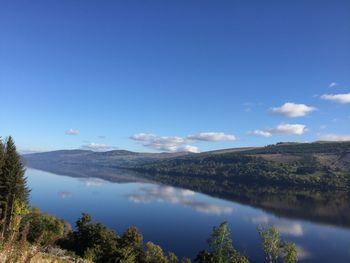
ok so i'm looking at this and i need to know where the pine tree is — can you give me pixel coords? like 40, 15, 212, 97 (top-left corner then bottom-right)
0, 136, 30, 237
0, 138, 6, 237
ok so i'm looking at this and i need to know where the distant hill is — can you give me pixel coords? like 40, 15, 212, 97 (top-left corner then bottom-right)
23, 141, 350, 190
134, 141, 350, 190
22, 149, 191, 171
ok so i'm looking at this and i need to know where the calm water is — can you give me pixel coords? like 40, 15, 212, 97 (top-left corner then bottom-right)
26, 168, 350, 262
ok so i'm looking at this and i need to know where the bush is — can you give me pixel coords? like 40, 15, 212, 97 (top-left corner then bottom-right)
20, 208, 66, 246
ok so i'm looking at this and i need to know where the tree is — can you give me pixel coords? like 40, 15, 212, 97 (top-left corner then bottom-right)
58, 213, 119, 262
20, 208, 66, 246
115, 226, 144, 262
168, 252, 179, 263
281, 242, 298, 263
258, 226, 280, 263
0, 136, 30, 237
143, 241, 169, 263
258, 226, 298, 263
0, 138, 5, 236
196, 251, 214, 263
196, 222, 249, 263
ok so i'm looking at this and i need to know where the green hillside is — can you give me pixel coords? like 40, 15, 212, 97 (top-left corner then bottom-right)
134, 141, 350, 190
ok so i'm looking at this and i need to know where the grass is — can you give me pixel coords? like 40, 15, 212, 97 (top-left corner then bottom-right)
0, 231, 89, 263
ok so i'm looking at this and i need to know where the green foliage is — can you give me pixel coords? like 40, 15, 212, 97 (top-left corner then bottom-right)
115, 226, 144, 262
258, 226, 298, 263
248, 141, 350, 155
20, 208, 66, 246
11, 200, 29, 233
196, 222, 249, 263
0, 136, 30, 238
281, 242, 298, 263
58, 213, 118, 262
258, 227, 280, 263
142, 242, 180, 263
59, 213, 180, 263
120, 226, 143, 247
196, 223, 298, 263
143, 241, 169, 263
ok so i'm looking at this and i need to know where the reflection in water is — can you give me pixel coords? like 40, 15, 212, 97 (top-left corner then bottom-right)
249, 214, 310, 260
296, 245, 312, 260
250, 215, 304, 236
25, 163, 350, 228
251, 215, 270, 224
27, 168, 350, 263
58, 191, 72, 199
127, 185, 234, 215
276, 223, 303, 237
79, 177, 106, 187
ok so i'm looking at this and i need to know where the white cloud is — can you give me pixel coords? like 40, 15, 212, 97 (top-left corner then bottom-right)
187, 132, 237, 141
321, 93, 350, 104
144, 136, 190, 152
328, 82, 338, 88
65, 128, 79, 135
81, 142, 117, 151
130, 133, 156, 141
180, 145, 200, 153
271, 124, 307, 135
272, 102, 316, 118
250, 124, 307, 137
248, 130, 272, 137
318, 134, 350, 142
130, 131, 238, 152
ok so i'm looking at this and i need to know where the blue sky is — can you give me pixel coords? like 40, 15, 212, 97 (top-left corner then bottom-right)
1, 0, 349, 153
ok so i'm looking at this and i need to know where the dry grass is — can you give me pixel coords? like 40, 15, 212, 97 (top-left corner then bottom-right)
0, 232, 89, 263
250, 153, 302, 164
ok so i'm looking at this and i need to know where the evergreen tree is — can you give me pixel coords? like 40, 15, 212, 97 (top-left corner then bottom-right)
0, 136, 30, 237
0, 138, 5, 237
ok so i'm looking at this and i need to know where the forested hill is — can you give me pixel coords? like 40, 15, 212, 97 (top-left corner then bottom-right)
23, 141, 350, 190
134, 141, 350, 190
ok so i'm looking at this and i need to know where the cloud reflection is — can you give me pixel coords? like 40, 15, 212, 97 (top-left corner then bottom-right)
127, 185, 234, 215
276, 223, 303, 236
79, 177, 106, 187
296, 245, 312, 260
58, 191, 72, 199
250, 215, 304, 236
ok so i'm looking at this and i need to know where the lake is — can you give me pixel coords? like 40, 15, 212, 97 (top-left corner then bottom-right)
26, 168, 350, 262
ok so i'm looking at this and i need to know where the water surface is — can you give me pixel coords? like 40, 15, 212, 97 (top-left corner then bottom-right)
27, 168, 350, 262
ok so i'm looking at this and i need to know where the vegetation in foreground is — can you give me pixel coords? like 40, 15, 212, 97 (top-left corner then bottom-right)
1, 136, 298, 262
